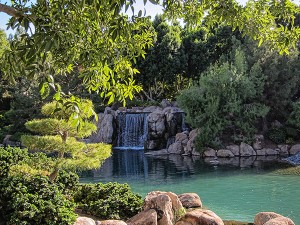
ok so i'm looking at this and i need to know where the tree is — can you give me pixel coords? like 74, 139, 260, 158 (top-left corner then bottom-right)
177, 47, 269, 149
0, 0, 299, 108
21, 98, 111, 181
136, 15, 186, 100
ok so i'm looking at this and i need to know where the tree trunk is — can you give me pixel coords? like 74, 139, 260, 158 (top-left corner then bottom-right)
49, 168, 59, 182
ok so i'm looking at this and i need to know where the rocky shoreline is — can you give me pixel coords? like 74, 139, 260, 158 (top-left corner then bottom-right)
74, 191, 295, 225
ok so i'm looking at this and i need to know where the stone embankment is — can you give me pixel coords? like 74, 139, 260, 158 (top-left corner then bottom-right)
150, 130, 300, 162
74, 192, 295, 225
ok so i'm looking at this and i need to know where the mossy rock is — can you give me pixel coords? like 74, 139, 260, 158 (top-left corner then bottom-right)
223, 220, 254, 225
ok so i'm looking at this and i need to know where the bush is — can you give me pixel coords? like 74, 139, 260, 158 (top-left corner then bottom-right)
0, 175, 76, 225
0, 146, 28, 177
266, 128, 286, 144
177, 49, 268, 148
74, 182, 143, 220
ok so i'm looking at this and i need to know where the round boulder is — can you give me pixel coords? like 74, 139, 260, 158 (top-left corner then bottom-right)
127, 209, 157, 225
217, 149, 235, 158
175, 209, 224, 225
178, 193, 202, 208
74, 217, 96, 225
254, 212, 286, 225
264, 217, 295, 225
289, 144, 300, 155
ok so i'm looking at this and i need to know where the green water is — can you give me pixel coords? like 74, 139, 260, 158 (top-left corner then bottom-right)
80, 150, 300, 223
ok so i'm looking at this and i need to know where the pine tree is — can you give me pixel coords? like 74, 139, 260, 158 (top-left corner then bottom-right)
21, 98, 111, 181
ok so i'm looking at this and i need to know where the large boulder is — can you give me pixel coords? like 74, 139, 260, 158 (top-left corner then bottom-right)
127, 209, 157, 225
143, 106, 162, 113
176, 132, 189, 145
178, 193, 202, 208
217, 149, 235, 158
254, 212, 291, 225
175, 209, 224, 225
185, 129, 201, 155
148, 111, 166, 139
264, 217, 295, 225
253, 135, 264, 150
168, 142, 184, 154
90, 113, 114, 143
203, 148, 217, 157
289, 144, 300, 155
240, 143, 256, 157
226, 145, 240, 156
277, 145, 289, 156
74, 217, 96, 225
144, 191, 185, 225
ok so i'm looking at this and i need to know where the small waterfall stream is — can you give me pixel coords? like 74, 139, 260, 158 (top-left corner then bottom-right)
116, 113, 149, 150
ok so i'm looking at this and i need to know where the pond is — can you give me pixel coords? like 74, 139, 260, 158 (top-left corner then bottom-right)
80, 149, 300, 224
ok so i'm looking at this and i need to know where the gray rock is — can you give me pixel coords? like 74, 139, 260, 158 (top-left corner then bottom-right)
203, 148, 216, 157
168, 142, 184, 154
148, 111, 166, 139
90, 113, 114, 144
264, 148, 279, 155
253, 134, 264, 150
289, 144, 300, 155
240, 142, 257, 157
143, 106, 162, 113
278, 145, 289, 156
226, 145, 240, 156
217, 149, 235, 158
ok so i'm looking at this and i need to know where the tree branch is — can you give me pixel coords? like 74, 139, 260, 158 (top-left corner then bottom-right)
0, 3, 20, 17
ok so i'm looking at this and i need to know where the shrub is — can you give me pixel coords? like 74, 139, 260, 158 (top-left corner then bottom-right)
74, 182, 143, 220
0, 175, 76, 225
177, 48, 268, 148
266, 128, 286, 144
0, 146, 28, 177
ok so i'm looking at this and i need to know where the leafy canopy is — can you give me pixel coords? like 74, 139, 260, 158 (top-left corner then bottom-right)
0, 0, 299, 106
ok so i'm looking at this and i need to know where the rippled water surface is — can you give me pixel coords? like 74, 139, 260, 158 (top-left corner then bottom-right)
80, 150, 300, 223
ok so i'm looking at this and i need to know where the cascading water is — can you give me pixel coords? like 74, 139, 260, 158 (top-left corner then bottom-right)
116, 113, 149, 150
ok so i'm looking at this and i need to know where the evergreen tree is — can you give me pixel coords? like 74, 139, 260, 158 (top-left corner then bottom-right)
21, 98, 111, 181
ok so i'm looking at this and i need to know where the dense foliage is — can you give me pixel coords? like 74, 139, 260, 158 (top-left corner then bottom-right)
74, 182, 143, 220
178, 47, 270, 148
0, 146, 77, 225
0, 175, 77, 225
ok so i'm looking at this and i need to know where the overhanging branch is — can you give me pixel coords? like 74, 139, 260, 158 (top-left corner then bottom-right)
0, 3, 20, 17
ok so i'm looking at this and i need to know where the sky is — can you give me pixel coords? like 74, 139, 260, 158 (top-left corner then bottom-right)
0, 0, 248, 36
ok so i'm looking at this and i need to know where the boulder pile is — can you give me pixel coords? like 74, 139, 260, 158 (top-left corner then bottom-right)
74, 192, 295, 225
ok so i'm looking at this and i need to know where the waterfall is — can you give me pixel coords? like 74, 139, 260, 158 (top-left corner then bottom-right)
116, 113, 149, 150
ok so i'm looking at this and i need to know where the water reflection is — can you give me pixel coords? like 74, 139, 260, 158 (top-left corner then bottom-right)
83, 149, 283, 182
